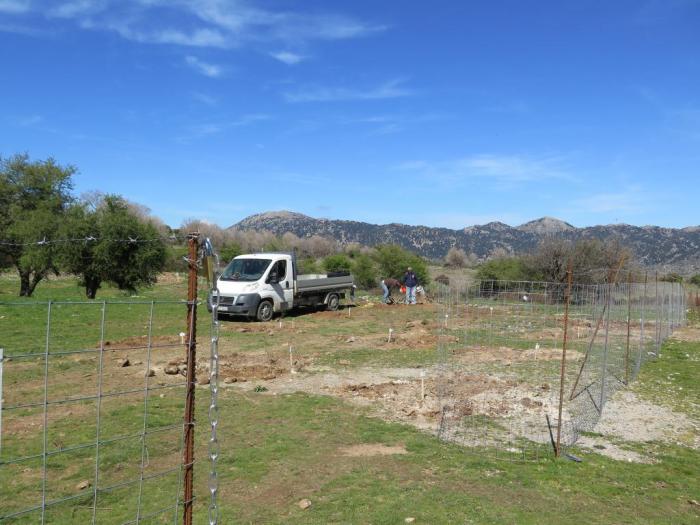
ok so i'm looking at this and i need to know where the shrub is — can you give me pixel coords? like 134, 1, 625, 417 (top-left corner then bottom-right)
219, 242, 243, 264
352, 253, 377, 289
374, 244, 430, 285
298, 257, 319, 275
690, 274, 700, 287
476, 257, 529, 282
445, 247, 468, 268
322, 253, 353, 273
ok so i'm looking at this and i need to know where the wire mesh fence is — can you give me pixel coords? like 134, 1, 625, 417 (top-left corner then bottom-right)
0, 237, 221, 524
435, 277, 686, 460
0, 300, 196, 523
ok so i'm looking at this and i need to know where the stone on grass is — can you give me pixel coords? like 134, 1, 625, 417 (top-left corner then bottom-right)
297, 499, 312, 510
164, 365, 179, 375
76, 480, 91, 491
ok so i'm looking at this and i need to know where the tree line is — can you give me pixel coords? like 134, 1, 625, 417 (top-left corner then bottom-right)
1, 154, 433, 298
1, 154, 167, 298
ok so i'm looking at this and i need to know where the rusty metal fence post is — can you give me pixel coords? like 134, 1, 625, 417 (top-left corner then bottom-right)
183, 233, 199, 525
555, 263, 573, 457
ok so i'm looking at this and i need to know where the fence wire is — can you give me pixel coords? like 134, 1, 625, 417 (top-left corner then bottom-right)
0, 299, 206, 524
435, 278, 686, 460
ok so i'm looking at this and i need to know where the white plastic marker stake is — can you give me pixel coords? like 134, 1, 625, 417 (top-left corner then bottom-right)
348, 306, 351, 317
420, 369, 426, 402
444, 314, 449, 328
388, 328, 394, 343
535, 343, 540, 351
278, 319, 283, 329
289, 345, 297, 374
179, 332, 186, 344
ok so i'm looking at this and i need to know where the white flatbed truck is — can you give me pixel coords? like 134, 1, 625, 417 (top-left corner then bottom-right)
208, 252, 355, 321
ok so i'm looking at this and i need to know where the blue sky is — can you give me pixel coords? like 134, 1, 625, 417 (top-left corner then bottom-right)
1, 0, 699, 230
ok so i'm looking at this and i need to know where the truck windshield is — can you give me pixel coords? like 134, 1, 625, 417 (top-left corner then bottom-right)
220, 258, 271, 282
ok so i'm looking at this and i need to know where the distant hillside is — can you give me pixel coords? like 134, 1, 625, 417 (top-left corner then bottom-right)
231, 211, 700, 274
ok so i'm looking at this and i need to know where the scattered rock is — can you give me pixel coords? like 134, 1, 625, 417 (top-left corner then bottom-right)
338, 360, 351, 366
345, 336, 356, 343
145, 369, 156, 377
405, 518, 416, 523
164, 365, 180, 375
689, 499, 700, 507
198, 377, 210, 386
237, 327, 250, 333
168, 358, 182, 366
223, 377, 237, 384
297, 499, 312, 510
118, 358, 130, 367
76, 480, 91, 491
132, 360, 142, 365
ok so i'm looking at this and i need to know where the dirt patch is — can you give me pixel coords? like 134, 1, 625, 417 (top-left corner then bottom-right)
452, 345, 582, 364
670, 326, 700, 343
339, 444, 408, 457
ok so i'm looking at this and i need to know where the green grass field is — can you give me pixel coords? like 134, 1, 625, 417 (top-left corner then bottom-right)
1, 273, 698, 524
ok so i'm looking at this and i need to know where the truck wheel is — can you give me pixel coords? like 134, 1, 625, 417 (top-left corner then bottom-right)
256, 300, 274, 322
326, 293, 340, 311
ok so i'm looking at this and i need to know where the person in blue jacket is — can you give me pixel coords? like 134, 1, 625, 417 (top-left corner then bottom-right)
402, 267, 419, 305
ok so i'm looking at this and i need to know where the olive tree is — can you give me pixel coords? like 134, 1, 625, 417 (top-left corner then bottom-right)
0, 154, 75, 296
60, 195, 166, 298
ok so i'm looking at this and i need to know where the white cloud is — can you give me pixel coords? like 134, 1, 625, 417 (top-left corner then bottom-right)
17, 0, 385, 51
284, 78, 412, 103
270, 50, 304, 65
49, 0, 101, 18
177, 113, 271, 141
395, 153, 573, 184
184, 55, 222, 77
192, 92, 218, 105
16, 114, 43, 126
0, 0, 30, 13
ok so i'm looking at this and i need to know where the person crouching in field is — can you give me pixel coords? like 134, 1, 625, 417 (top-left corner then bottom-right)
381, 277, 402, 304
402, 267, 418, 305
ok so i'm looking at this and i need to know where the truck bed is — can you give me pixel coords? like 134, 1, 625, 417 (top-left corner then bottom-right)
296, 273, 354, 293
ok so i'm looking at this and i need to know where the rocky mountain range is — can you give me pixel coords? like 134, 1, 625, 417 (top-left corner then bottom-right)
232, 211, 700, 274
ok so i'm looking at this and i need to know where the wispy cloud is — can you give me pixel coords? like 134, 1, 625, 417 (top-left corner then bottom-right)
395, 153, 573, 185
483, 101, 531, 114
15, 114, 43, 126
284, 78, 412, 103
0, 0, 30, 13
344, 112, 448, 135
192, 92, 218, 105
184, 55, 222, 77
270, 50, 305, 65
8, 0, 385, 51
177, 113, 271, 142
571, 187, 651, 215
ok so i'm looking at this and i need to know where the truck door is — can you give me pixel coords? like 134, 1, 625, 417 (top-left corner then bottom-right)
270, 259, 294, 311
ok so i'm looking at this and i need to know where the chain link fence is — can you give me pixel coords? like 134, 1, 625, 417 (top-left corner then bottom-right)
435, 277, 686, 460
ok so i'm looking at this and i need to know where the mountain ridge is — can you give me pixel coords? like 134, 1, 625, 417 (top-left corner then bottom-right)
231, 211, 700, 273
